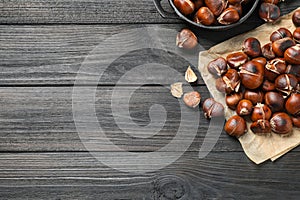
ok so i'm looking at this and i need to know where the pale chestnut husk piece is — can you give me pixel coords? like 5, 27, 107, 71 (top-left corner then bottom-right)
185, 66, 198, 83
170, 82, 183, 98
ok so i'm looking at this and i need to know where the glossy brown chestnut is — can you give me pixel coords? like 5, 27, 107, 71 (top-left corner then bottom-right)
285, 93, 300, 116
262, 43, 276, 60
275, 74, 298, 96
252, 57, 267, 66
272, 37, 296, 57
202, 98, 225, 119
251, 103, 272, 122
207, 57, 228, 78
236, 99, 253, 116
293, 27, 300, 43
264, 91, 285, 113
226, 52, 248, 69
244, 90, 264, 105
264, 58, 287, 82
174, 0, 195, 16
292, 9, 300, 27
270, 112, 293, 135
242, 37, 262, 58
291, 116, 300, 128
204, 0, 226, 16
176, 29, 198, 49
284, 45, 300, 65
194, 7, 215, 26
226, 92, 243, 110
285, 64, 300, 82
270, 28, 293, 42
193, 0, 204, 10
259, 3, 280, 23
262, 80, 276, 92
239, 61, 264, 89
183, 91, 201, 108
217, 8, 240, 25
224, 115, 247, 137
228, 3, 242, 16
216, 69, 241, 94
250, 120, 272, 135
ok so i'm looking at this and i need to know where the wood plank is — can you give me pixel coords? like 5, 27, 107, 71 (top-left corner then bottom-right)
0, 152, 298, 199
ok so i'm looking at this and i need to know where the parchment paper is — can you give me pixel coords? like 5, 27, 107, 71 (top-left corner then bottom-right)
198, 8, 300, 164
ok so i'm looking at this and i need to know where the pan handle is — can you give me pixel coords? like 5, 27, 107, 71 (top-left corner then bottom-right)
153, 0, 179, 19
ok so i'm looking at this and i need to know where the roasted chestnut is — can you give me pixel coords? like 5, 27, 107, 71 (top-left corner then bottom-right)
216, 69, 241, 94
224, 115, 247, 137
202, 98, 225, 119
251, 103, 272, 122
176, 29, 198, 49
292, 9, 300, 27
244, 90, 264, 105
226, 92, 243, 110
293, 27, 300, 43
250, 120, 272, 135
270, 28, 293, 42
228, 3, 243, 16
183, 91, 201, 108
275, 74, 298, 96
285, 64, 300, 82
291, 116, 300, 128
284, 45, 300, 65
264, 58, 287, 82
239, 61, 264, 89
226, 52, 248, 69
262, 43, 276, 60
242, 37, 262, 58
217, 8, 240, 25
195, 7, 215, 26
285, 93, 300, 116
272, 37, 296, 57
262, 79, 276, 92
252, 57, 267, 66
174, 0, 195, 16
207, 57, 228, 77
259, 3, 280, 23
205, 0, 226, 16
264, 91, 285, 113
270, 112, 293, 135
236, 99, 253, 116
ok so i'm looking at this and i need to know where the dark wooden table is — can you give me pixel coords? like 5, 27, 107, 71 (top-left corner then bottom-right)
0, 1, 299, 199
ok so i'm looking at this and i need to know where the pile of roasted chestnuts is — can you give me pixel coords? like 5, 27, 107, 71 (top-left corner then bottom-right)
173, 0, 253, 26
207, 10, 300, 137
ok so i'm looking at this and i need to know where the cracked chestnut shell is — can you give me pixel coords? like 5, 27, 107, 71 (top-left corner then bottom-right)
205, 0, 226, 16
217, 8, 240, 25
259, 3, 280, 23
285, 64, 300, 82
264, 91, 285, 113
174, 0, 195, 16
270, 112, 293, 135
239, 61, 264, 90
228, 3, 242, 17
242, 37, 262, 58
285, 93, 300, 116
251, 103, 272, 122
264, 58, 287, 82
225, 115, 247, 137
194, 7, 215, 26
216, 69, 240, 94
176, 29, 198, 49
207, 57, 228, 78
226, 92, 243, 110
284, 45, 300, 65
275, 74, 298, 96
250, 120, 272, 135
183, 91, 201, 108
202, 98, 225, 119
226, 52, 248, 69
236, 99, 253, 116
262, 43, 276, 60
270, 28, 293, 42
272, 37, 296, 57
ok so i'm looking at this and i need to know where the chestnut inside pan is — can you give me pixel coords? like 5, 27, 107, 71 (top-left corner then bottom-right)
153, 0, 260, 30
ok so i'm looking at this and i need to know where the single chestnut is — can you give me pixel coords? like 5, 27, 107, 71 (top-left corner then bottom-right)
291, 116, 300, 128
202, 98, 225, 119
259, 3, 280, 23
284, 45, 300, 65
285, 93, 300, 116
183, 91, 201, 108
204, 0, 226, 16
228, 3, 242, 17
217, 8, 240, 25
250, 120, 272, 135
224, 115, 247, 137
244, 90, 264, 105
226, 52, 248, 69
251, 103, 272, 122
293, 27, 300, 43
292, 9, 300, 27
264, 91, 285, 113
262, 79, 276, 92
285, 64, 300, 82
239, 61, 264, 89
270, 28, 293, 42
207, 57, 228, 78
242, 37, 262, 58
262, 43, 276, 60
264, 58, 287, 82
226, 92, 243, 110
252, 57, 267, 66
194, 7, 215, 26
272, 37, 296, 57
216, 69, 241, 94
275, 74, 298, 96
176, 29, 198, 49
174, 0, 195, 16
236, 99, 253, 116
270, 112, 293, 135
